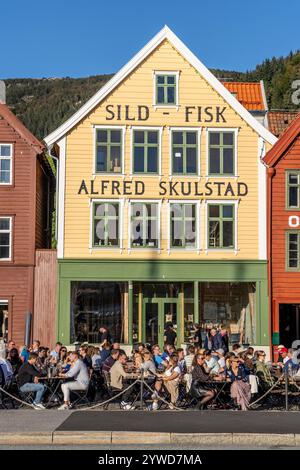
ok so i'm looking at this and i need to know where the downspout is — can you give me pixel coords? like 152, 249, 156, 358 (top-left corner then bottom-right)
267, 166, 276, 358
47, 146, 59, 244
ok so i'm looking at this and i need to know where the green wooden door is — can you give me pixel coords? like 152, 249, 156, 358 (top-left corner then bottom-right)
143, 298, 179, 349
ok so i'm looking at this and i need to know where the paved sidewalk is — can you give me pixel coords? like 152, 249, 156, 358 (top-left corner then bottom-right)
0, 410, 300, 446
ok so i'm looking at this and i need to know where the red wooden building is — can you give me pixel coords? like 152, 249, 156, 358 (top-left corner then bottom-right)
264, 113, 300, 350
0, 102, 55, 346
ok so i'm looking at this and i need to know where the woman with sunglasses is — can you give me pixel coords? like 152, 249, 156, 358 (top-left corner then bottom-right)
190, 354, 215, 409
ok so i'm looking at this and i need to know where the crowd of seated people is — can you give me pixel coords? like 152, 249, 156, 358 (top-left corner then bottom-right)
1, 325, 300, 411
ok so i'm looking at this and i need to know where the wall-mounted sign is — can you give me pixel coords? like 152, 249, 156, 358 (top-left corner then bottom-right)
78, 179, 248, 197
104, 105, 227, 123
289, 215, 300, 228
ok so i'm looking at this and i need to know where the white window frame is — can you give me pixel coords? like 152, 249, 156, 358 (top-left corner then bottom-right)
206, 128, 239, 178
93, 125, 126, 176
89, 199, 123, 251
128, 199, 161, 251
153, 71, 180, 110
0, 144, 13, 185
0, 216, 12, 261
130, 126, 163, 177
168, 200, 201, 253
204, 200, 239, 254
169, 127, 201, 178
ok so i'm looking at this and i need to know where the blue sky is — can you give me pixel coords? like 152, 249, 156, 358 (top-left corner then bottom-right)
1, 0, 300, 78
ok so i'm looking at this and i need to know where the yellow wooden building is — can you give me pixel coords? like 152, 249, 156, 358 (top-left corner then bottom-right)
45, 26, 277, 350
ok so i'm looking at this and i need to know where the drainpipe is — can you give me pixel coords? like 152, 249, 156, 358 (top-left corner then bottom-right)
47, 146, 59, 243
267, 167, 276, 359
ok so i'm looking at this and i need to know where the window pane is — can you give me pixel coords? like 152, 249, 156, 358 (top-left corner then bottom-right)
173, 132, 183, 145
209, 205, 219, 218
171, 203, 183, 218
95, 204, 105, 217
110, 130, 121, 143
96, 146, 107, 172
147, 220, 158, 247
173, 147, 183, 173
172, 219, 183, 247
289, 258, 298, 268
0, 145, 11, 156
186, 132, 196, 145
167, 76, 175, 84
146, 203, 157, 217
223, 132, 234, 145
148, 131, 158, 144
97, 130, 107, 142
147, 147, 158, 173
110, 146, 121, 172
107, 203, 119, 217
134, 131, 144, 144
167, 86, 175, 104
209, 221, 220, 247
209, 133, 220, 145
132, 203, 143, 218
223, 221, 234, 247
185, 218, 196, 247
223, 205, 233, 218
0, 246, 9, 258
132, 221, 143, 246
289, 174, 298, 184
0, 171, 10, 183
223, 148, 234, 174
289, 187, 298, 207
94, 220, 105, 245
185, 204, 196, 218
107, 219, 119, 245
186, 147, 197, 173
157, 87, 164, 103
134, 147, 145, 172
157, 76, 164, 84
0, 233, 9, 245
1, 159, 10, 171
0, 219, 9, 230
209, 148, 220, 173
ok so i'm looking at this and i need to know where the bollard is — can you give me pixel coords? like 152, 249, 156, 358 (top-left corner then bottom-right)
140, 369, 144, 410
284, 367, 289, 411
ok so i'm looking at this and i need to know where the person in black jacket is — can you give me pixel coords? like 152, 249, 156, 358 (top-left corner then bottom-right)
17, 353, 46, 410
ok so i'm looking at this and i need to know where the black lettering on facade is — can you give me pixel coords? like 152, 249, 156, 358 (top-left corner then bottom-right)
112, 181, 121, 195
138, 106, 149, 121
237, 182, 248, 196
224, 182, 235, 197
105, 105, 115, 121
185, 106, 195, 123
159, 181, 167, 196
135, 181, 145, 195
78, 179, 89, 195
216, 106, 226, 123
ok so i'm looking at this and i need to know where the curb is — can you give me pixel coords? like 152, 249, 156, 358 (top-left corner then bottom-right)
0, 432, 299, 446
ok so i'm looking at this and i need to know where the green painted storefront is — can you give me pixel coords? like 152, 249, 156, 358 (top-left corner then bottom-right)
57, 259, 269, 348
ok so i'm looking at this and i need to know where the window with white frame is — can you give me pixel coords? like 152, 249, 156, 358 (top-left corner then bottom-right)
208, 131, 235, 176
95, 129, 122, 173
170, 203, 197, 248
130, 202, 159, 248
92, 202, 120, 248
207, 204, 235, 249
154, 72, 179, 106
0, 217, 12, 260
133, 129, 159, 174
0, 144, 12, 184
171, 130, 198, 175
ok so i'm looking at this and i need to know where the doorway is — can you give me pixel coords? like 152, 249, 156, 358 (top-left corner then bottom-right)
279, 304, 300, 348
143, 298, 178, 349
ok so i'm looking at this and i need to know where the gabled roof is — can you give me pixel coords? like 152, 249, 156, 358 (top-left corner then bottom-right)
0, 102, 44, 154
222, 81, 266, 111
44, 25, 277, 147
264, 112, 300, 167
267, 110, 299, 137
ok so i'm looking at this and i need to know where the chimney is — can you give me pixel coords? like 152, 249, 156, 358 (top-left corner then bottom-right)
0, 81, 6, 104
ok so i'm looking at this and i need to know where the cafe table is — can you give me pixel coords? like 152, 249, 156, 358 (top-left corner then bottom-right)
37, 376, 67, 408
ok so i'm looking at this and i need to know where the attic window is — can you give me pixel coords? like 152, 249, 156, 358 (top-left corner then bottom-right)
154, 71, 179, 107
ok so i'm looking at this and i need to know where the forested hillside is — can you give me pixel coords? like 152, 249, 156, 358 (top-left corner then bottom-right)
3, 50, 300, 140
